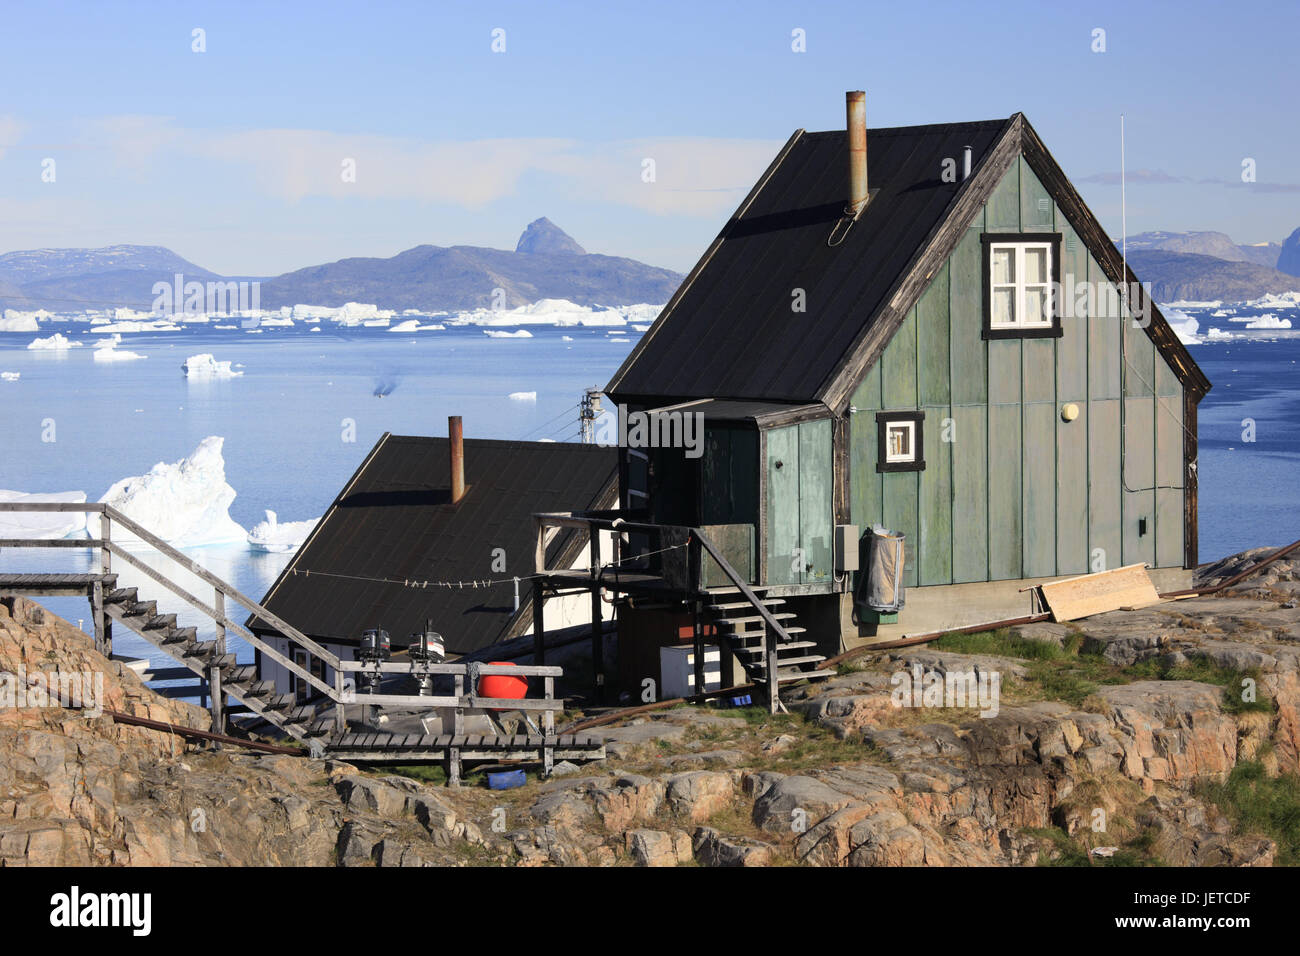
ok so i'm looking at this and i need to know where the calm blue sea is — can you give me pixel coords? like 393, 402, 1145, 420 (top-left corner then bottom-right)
2, 312, 1298, 674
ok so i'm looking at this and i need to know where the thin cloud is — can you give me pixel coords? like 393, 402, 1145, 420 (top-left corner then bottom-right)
1077, 168, 1185, 185
88, 115, 779, 217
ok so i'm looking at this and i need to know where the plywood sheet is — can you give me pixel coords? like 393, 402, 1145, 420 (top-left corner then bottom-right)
1039, 563, 1160, 622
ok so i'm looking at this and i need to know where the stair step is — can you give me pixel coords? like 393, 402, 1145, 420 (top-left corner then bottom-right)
240, 680, 276, 698
728, 626, 808, 643
717, 612, 798, 627
105, 587, 137, 605
708, 586, 769, 596
284, 705, 319, 724
132, 600, 157, 619
747, 655, 827, 670
734, 641, 819, 657
143, 613, 177, 631
162, 626, 198, 645
265, 693, 296, 711
708, 598, 786, 612
226, 665, 258, 683
753, 667, 835, 685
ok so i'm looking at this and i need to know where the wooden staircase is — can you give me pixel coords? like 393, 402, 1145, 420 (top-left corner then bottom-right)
706, 586, 833, 690
100, 583, 334, 747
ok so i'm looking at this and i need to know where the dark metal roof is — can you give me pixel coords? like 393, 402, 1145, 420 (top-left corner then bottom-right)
607, 118, 1014, 405
250, 435, 617, 656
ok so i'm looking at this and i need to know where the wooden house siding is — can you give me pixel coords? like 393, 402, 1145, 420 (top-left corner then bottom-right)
849, 155, 1188, 587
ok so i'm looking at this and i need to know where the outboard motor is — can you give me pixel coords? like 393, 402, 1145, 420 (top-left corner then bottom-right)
408, 622, 445, 696
358, 627, 391, 694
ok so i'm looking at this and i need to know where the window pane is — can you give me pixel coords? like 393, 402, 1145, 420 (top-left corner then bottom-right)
1024, 246, 1049, 284
1024, 286, 1050, 325
991, 248, 1015, 284
887, 424, 911, 460
992, 287, 1015, 325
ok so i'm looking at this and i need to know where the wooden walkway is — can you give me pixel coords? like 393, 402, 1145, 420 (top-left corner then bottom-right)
0, 572, 117, 596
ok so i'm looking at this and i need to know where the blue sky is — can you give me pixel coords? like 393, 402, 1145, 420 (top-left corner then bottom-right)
1, 0, 1296, 276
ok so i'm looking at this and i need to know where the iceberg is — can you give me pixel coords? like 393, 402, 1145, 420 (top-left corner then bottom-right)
1241, 314, 1292, 330
508, 391, 538, 402
92, 319, 180, 333
27, 333, 84, 350
87, 437, 248, 547
389, 319, 445, 333
0, 313, 41, 332
1, 371, 18, 382
247, 510, 319, 553
483, 329, 533, 338
93, 345, 147, 362
183, 353, 243, 378
0, 490, 88, 539
1163, 309, 1201, 345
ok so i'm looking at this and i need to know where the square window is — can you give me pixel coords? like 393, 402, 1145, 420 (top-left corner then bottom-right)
982, 233, 1063, 339
876, 411, 925, 473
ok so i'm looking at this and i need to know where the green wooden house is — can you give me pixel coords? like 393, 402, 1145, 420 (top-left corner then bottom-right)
604, 92, 1210, 649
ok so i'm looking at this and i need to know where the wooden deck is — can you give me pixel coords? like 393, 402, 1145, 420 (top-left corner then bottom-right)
329, 731, 605, 764
0, 572, 117, 597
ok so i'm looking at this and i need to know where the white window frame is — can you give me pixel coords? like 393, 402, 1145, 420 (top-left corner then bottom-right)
884, 420, 917, 464
988, 240, 1054, 330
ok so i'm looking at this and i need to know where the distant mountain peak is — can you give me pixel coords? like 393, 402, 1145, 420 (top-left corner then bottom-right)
515, 218, 585, 256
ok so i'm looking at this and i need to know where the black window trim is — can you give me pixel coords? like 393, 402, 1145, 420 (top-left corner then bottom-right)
876, 410, 926, 473
981, 231, 1064, 340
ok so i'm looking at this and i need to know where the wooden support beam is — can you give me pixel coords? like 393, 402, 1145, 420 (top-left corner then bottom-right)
765, 623, 779, 715
532, 578, 546, 666
692, 600, 705, 698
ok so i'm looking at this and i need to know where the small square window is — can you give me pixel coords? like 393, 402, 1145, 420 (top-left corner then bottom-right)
876, 411, 925, 473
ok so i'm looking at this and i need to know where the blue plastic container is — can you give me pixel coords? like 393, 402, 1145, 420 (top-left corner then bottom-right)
487, 769, 528, 790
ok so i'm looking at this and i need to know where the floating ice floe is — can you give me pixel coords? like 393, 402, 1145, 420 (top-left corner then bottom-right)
93, 341, 147, 362
1206, 328, 1234, 341
26, 332, 84, 350
0, 312, 41, 332
1241, 314, 1293, 330
87, 436, 248, 547
1242, 291, 1300, 310
483, 329, 533, 338
247, 510, 320, 553
388, 319, 445, 332
182, 353, 243, 378
0, 490, 87, 539
1, 371, 19, 382
508, 391, 538, 402
92, 319, 181, 333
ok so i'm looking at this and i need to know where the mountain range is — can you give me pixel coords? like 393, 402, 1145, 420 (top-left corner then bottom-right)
1121, 228, 1300, 301
0, 219, 683, 314
3, 220, 1298, 315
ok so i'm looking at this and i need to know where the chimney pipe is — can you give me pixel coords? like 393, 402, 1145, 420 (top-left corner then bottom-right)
449, 415, 465, 504
846, 91, 868, 217
962, 145, 972, 181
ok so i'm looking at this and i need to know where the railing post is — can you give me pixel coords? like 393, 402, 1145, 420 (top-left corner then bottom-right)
692, 599, 706, 699
765, 622, 779, 714
448, 671, 465, 786
209, 589, 226, 739
334, 668, 347, 736
98, 512, 112, 656
589, 523, 604, 705
543, 675, 555, 777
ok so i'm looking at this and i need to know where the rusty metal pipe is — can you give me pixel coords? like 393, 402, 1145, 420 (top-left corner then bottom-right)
846, 90, 868, 216
449, 415, 466, 504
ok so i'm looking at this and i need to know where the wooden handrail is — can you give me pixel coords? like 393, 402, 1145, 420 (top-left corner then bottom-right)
0, 501, 342, 700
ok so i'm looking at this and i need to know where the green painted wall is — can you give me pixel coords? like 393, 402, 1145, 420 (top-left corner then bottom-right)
849, 154, 1187, 586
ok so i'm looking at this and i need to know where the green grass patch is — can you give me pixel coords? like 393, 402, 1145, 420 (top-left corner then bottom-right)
1122, 658, 1272, 715
1024, 825, 1164, 867
1199, 761, 1300, 865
